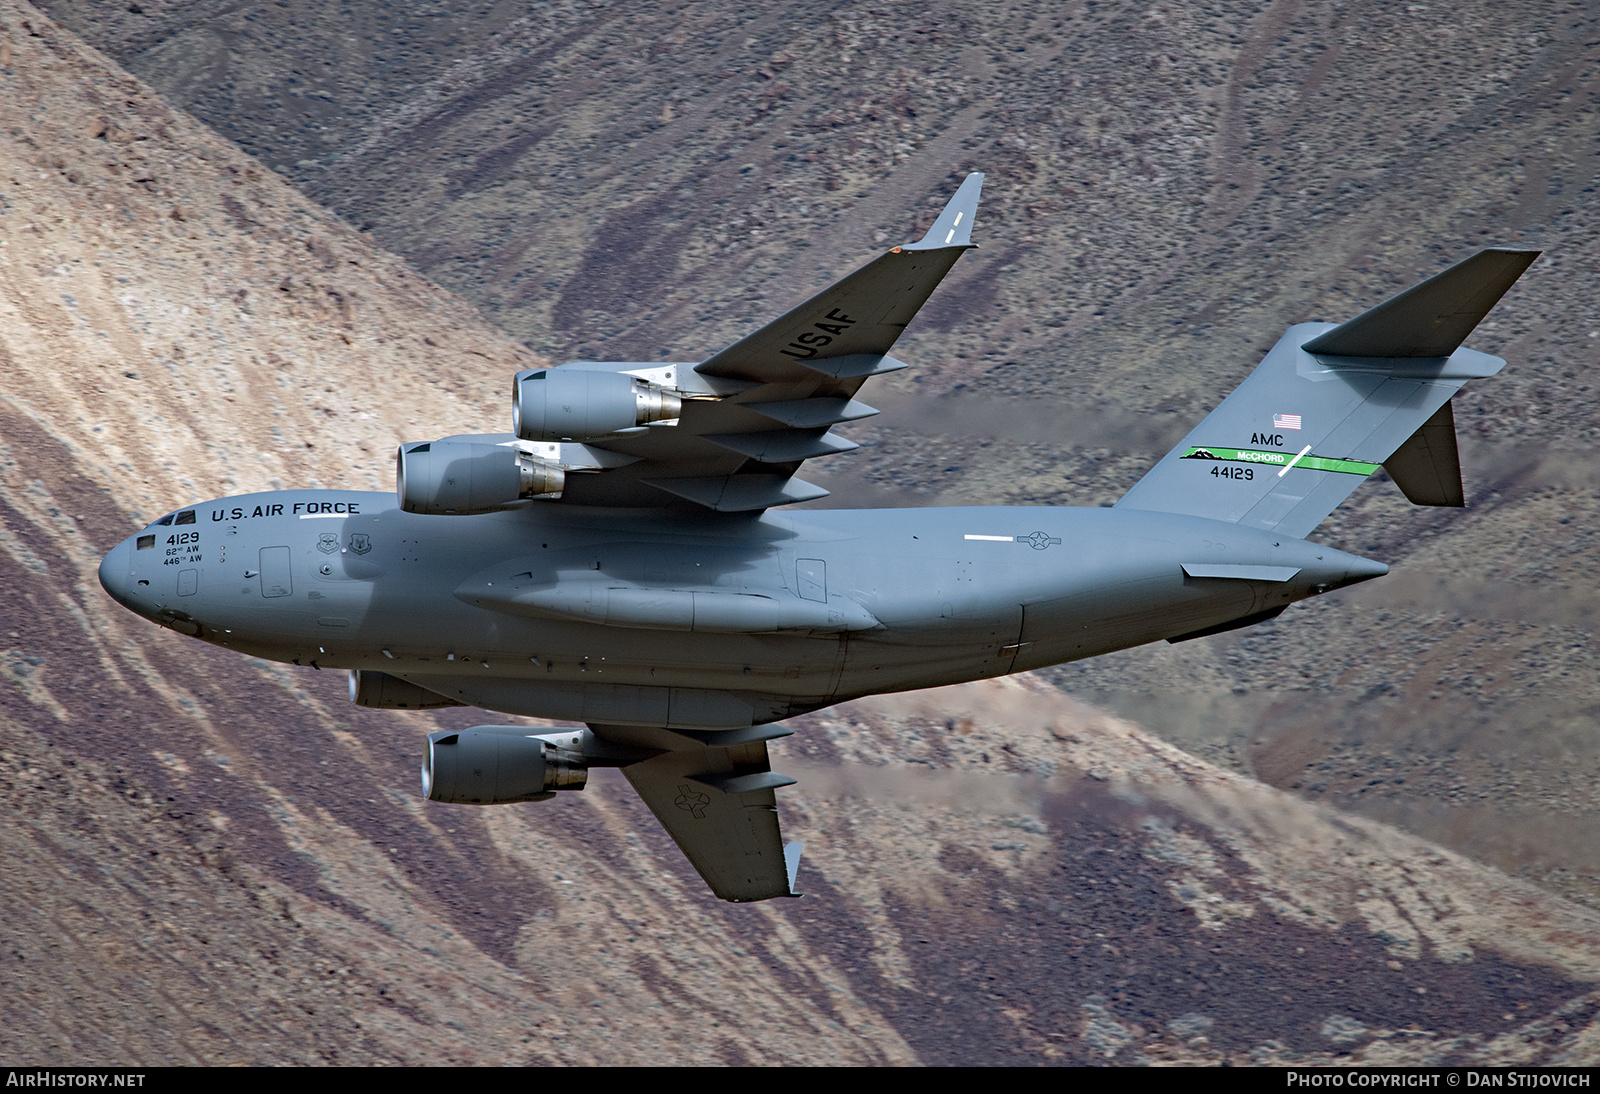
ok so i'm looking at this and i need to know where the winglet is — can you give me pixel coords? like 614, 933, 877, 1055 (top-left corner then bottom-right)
903, 172, 984, 251
784, 840, 804, 896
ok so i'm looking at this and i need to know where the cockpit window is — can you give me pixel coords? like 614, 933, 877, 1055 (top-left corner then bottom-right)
154, 514, 173, 526
136, 535, 155, 551
175, 510, 196, 525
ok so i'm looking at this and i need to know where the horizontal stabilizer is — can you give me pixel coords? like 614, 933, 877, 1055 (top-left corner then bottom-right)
1302, 248, 1538, 358
1382, 401, 1463, 507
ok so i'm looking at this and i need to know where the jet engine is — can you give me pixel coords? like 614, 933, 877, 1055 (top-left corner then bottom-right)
512, 367, 681, 441
395, 440, 563, 515
421, 727, 588, 804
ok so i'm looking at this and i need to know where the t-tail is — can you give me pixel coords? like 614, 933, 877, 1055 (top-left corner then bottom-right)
1117, 248, 1539, 536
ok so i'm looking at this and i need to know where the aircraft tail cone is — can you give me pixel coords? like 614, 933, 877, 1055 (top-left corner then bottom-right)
1346, 556, 1390, 583
1306, 549, 1388, 594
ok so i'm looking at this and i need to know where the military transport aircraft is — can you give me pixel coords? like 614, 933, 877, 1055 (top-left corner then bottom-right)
99, 172, 1538, 902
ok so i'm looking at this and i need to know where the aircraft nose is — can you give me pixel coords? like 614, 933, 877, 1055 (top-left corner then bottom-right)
98, 538, 137, 610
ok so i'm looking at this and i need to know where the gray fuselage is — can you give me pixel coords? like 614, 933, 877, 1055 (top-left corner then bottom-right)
98, 490, 1385, 728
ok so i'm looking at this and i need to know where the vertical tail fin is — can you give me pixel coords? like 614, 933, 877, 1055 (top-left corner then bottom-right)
1117, 249, 1538, 537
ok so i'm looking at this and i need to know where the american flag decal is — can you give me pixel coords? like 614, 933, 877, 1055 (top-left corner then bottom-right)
1273, 413, 1302, 431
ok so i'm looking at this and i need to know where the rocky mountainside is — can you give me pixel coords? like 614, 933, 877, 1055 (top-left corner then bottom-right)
37, 0, 1600, 909
4, 0, 1600, 1065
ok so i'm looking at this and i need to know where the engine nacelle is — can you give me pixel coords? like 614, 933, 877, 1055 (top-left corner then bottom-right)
512, 367, 681, 441
421, 727, 588, 804
395, 440, 563, 515
348, 669, 465, 709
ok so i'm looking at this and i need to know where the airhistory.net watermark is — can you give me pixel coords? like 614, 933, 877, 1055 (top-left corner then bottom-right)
4, 1074, 145, 1088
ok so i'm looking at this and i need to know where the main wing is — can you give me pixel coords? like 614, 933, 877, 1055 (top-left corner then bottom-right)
590, 722, 803, 901
549, 173, 984, 511
421, 723, 804, 902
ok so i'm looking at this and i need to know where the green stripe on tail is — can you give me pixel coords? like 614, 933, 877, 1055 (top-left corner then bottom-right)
1180, 447, 1380, 477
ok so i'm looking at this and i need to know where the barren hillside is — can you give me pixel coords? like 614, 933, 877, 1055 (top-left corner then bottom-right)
5, 0, 1600, 1065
